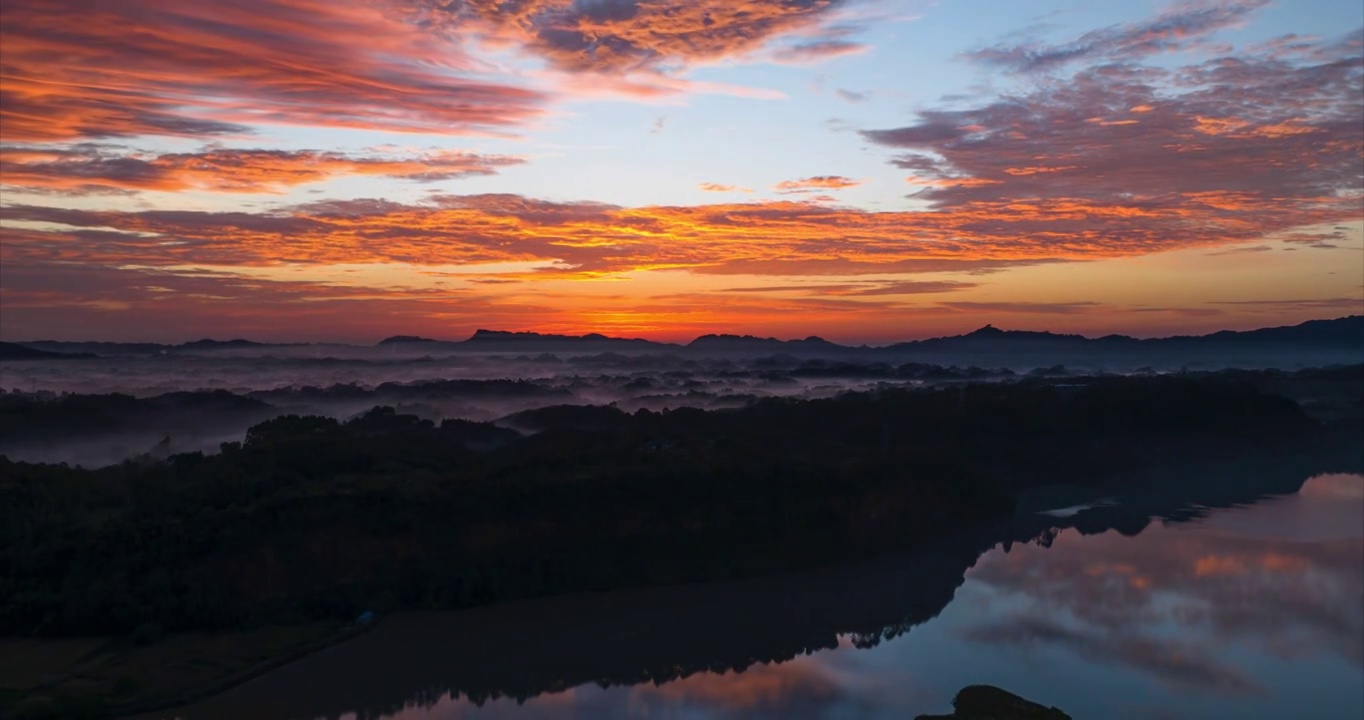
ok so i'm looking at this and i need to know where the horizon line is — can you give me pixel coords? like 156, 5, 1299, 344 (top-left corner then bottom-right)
4, 314, 1359, 349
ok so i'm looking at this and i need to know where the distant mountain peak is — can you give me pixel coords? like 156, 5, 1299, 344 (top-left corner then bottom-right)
469, 329, 581, 341
463, 329, 665, 346
690, 334, 779, 345
377, 335, 437, 345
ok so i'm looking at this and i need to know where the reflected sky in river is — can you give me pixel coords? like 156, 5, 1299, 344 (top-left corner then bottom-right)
155, 472, 1363, 720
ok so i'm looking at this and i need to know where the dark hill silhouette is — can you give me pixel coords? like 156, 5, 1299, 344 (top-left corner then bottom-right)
178, 338, 266, 350
1185, 315, 1364, 345
376, 335, 437, 345
687, 332, 856, 354
870, 315, 1363, 368
0, 341, 94, 360
883, 316, 1364, 354
461, 328, 676, 352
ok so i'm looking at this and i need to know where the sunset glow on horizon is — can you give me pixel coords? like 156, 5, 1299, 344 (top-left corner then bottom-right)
1, 0, 1362, 343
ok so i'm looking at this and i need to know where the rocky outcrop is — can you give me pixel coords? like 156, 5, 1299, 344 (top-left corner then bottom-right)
916, 685, 1071, 720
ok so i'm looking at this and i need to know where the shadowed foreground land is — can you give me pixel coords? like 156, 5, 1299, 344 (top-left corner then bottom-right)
14, 434, 1354, 720
2, 373, 1362, 717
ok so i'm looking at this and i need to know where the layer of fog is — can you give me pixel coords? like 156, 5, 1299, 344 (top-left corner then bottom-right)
3, 346, 1358, 469
1, 354, 956, 468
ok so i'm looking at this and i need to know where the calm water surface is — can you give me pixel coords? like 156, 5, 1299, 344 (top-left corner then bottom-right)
154, 471, 1363, 720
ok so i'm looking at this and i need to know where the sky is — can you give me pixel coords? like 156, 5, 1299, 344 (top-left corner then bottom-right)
1, 0, 1362, 344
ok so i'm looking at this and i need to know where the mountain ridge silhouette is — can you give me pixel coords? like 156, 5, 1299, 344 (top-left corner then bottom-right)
9, 315, 1362, 358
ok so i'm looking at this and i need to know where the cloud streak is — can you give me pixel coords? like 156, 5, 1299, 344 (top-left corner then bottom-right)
0, 0, 545, 142
771, 40, 869, 64
2, 172, 1356, 281
721, 280, 977, 296
700, 183, 755, 193
0, 146, 525, 195
0, 192, 1252, 278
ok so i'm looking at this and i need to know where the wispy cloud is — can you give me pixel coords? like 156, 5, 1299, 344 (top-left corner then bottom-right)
771, 40, 869, 64
774, 176, 863, 193
721, 280, 977, 296
937, 301, 1106, 315
963, 0, 1271, 73
1204, 244, 1275, 256
1210, 298, 1364, 312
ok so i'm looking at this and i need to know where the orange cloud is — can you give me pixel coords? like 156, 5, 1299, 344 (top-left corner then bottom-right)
699, 183, 754, 193
0, 147, 525, 194
2, 184, 1354, 278
0, 0, 544, 142
1193, 555, 1248, 577
774, 176, 862, 192
1193, 116, 1251, 136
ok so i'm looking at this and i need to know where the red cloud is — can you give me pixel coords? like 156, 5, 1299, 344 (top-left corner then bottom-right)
0, 0, 545, 142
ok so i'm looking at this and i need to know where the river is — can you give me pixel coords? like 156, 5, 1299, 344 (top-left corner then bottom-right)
145, 469, 1363, 720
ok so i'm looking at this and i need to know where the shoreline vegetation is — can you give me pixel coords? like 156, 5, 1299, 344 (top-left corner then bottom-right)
3, 369, 1362, 718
